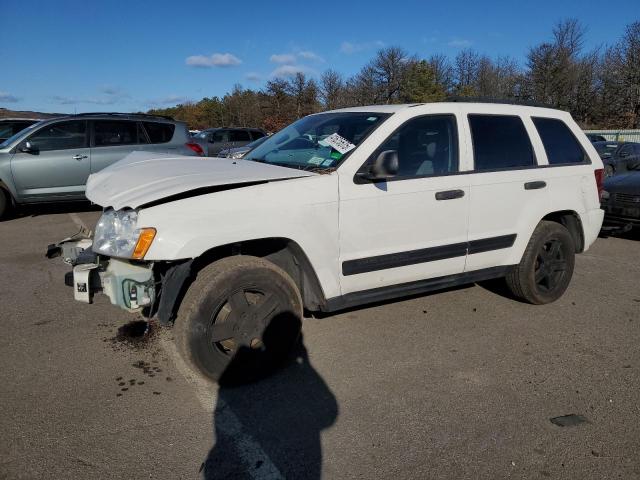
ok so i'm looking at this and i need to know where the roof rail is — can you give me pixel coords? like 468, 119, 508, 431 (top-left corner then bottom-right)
70, 112, 174, 120
444, 96, 555, 109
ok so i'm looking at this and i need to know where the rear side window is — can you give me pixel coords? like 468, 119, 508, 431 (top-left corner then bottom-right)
93, 120, 138, 147
142, 122, 175, 144
211, 130, 229, 143
532, 117, 587, 165
469, 115, 535, 171
27, 120, 88, 151
250, 130, 265, 140
229, 130, 251, 142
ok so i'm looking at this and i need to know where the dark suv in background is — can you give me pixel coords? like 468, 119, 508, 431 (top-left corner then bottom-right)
0, 112, 200, 219
193, 127, 266, 156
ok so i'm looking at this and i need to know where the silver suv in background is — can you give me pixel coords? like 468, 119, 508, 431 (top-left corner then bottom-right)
0, 113, 201, 219
193, 127, 267, 156
0, 118, 41, 142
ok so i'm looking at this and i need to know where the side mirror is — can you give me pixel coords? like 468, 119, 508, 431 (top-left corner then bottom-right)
357, 150, 399, 182
19, 141, 38, 154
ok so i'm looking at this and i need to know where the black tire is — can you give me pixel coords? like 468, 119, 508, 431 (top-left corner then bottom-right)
505, 221, 575, 305
174, 255, 303, 384
0, 188, 12, 221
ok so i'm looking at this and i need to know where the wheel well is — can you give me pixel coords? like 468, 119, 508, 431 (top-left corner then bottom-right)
542, 210, 584, 253
0, 179, 15, 206
156, 238, 327, 323
196, 238, 326, 310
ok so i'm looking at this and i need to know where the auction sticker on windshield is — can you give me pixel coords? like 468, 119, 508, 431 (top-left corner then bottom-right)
319, 133, 356, 154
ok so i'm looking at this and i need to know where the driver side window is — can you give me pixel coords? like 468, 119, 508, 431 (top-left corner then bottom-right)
27, 121, 88, 152
363, 115, 459, 179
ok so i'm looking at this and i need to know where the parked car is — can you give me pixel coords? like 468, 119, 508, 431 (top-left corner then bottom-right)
218, 136, 268, 159
593, 141, 640, 177
0, 118, 41, 142
601, 163, 640, 230
51, 101, 604, 383
193, 127, 267, 156
586, 133, 607, 143
0, 113, 201, 219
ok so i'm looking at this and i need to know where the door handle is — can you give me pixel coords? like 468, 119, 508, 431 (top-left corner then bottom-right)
524, 181, 546, 190
435, 189, 465, 200
72, 154, 88, 161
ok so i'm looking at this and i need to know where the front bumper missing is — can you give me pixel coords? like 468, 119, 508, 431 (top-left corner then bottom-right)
48, 236, 155, 312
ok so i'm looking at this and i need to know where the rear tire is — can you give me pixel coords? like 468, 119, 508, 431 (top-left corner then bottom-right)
0, 188, 12, 221
174, 255, 303, 384
505, 221, 575, 304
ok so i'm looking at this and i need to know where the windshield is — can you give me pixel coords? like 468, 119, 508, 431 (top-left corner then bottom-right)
245, 112, 389, 170
0, 121, 41, 149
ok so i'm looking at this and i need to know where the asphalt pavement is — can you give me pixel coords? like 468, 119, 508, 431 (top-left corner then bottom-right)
1, 203, 639, 479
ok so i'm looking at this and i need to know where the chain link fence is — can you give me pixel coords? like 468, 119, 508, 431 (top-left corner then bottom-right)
584, 129, 640, 143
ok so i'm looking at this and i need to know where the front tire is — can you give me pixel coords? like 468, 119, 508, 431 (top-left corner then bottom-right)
505, 221, 575, 304
174, 256, 303, 384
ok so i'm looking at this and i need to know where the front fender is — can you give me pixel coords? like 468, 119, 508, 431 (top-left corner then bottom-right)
137, 175, 342, 299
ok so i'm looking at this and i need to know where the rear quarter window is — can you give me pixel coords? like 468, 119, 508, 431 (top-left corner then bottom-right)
469, 114, 535, 171
532, 117, 588, 165
142, 122, 175, 144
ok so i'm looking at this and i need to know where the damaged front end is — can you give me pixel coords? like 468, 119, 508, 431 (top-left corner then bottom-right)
47, 229, 156, 312
47, 228, 193, 325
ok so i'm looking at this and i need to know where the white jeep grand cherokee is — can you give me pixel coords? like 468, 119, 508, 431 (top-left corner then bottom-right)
52, 101, 605, 383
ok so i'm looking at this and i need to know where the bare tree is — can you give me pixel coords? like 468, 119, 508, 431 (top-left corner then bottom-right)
454, 49, 480, 95
319, 70, 345, 110
370, 47, 412, 103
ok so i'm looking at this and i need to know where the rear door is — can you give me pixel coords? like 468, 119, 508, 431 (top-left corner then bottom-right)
11, 120, 90, 200
90, 120, 143, 173
464, 113, 551, 272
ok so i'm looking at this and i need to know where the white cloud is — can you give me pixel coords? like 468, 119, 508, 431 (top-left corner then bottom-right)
270, 64, 311, 79
270, 53, 297, 64
245, 72, 262, 82
52, 86, 131, 106
297, 50, 324, 62
52, 95, 119, 105
185, 53, 242, 68
0, 91, 20, 103
447, 38, 473, 48
146, 95, 192, 107
339, 40, 384, 54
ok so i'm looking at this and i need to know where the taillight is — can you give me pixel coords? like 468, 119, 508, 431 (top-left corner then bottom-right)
186, 143, 204, 156
594, 168, 604, 199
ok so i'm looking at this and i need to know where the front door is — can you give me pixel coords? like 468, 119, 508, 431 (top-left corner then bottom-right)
11, 120, 90, 201
338, 114, 470, 295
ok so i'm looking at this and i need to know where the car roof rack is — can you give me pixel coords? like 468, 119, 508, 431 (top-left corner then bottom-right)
444, 96, 554, 109
69, 112, 174, 120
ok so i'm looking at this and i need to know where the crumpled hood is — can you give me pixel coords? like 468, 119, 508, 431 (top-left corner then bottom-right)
86, 151, 316, 209
603, 171, 640, 195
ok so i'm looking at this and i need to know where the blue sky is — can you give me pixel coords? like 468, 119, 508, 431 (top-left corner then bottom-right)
0, 0, 636, 113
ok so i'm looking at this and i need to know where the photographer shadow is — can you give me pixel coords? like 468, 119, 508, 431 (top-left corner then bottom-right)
201, 325, 338, 480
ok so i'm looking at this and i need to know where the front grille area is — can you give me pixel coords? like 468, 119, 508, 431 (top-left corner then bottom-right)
613, 192, 640, 204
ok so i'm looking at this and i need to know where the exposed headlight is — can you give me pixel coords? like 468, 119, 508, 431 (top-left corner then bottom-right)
230, 151, 247, 159
93, 210, 156, 259
601, 190, 610, 201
